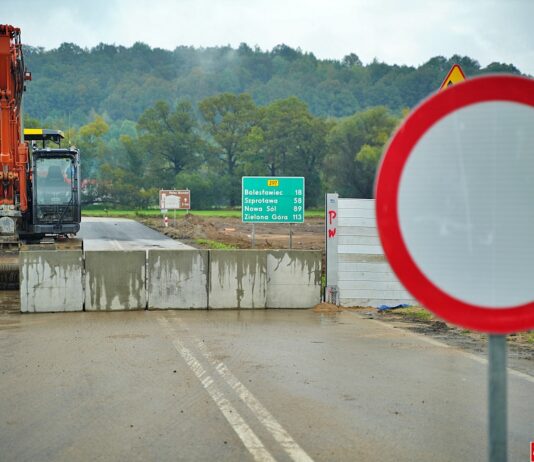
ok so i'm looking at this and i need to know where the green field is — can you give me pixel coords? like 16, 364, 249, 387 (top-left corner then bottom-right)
81, 208, 325, 219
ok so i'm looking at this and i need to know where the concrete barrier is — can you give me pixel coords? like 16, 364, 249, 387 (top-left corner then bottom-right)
20, 250, 84, 312
266, 250, 322, 308
147, 249, 208, 309
209, 250, 267, 309
85, 250, 146, 310
20, 248, 321, 313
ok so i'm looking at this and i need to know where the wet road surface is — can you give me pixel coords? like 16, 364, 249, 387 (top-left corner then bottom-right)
78, 217, 192, 250
0, 300, 532, 462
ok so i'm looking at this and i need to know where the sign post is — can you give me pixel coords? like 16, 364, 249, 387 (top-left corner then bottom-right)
488, 335, 507, 462
242, 177, 305, 248
375, 75, 534, 462
251, 223, 256, 248
289, 223, 293, 249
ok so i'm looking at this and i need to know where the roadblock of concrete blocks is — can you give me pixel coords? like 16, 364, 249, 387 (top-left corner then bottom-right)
19, 248, 322, 312
20, 250, 84, 312
209, 250, 267, 309
147, 249, 208, 309
266, 250, 322, 308
84, 250, 146, 311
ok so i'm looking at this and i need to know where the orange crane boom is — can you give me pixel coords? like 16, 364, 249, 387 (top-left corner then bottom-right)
0, 24, 31, 213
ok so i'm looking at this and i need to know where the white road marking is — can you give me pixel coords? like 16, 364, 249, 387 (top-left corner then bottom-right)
172, 318, 315, 462
157, 317, 276, 462
367, 316, 534, 384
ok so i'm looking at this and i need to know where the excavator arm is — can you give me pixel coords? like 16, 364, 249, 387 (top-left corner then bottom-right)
0, 25, 31, 217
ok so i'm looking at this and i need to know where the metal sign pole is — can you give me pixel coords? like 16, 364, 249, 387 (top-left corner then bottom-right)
173, 209, 176, 227
488, 334, 507, 462
289, 223, 293, 249
251, 223, 256, 248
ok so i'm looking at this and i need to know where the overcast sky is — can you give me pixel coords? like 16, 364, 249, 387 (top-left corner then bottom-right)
4, 0, 533, 75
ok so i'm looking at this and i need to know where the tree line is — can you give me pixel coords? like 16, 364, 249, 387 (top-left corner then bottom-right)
24, 42, 521, 126
25, 94, 398, 208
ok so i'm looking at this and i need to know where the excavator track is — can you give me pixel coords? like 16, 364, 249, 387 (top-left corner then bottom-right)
0, 250, 19, 290
0, 237, 83, 290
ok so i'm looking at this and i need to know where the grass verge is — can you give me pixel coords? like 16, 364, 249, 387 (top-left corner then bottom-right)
194, 239, 239, 249
509, 331, 534, 344
388, 306, 434, 322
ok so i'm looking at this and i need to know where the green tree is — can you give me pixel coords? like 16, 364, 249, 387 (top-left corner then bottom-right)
23, 113, 41, 128
342, 53, 362, 67
324, 107, 399, 198
245, 97, 328, 206
74, 114, 109, 180
136, 100, 205, 187
199, 93, 258, 205
175, 169, 229, 209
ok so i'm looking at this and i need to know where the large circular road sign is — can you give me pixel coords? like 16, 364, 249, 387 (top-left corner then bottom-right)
375, 75, 534, 333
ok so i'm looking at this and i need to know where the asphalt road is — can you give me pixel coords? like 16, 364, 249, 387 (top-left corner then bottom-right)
0, 304, 532, 462
78, 217, 192, 250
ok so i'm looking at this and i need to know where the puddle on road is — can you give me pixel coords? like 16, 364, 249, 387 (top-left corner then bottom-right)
318, 314, 342, 326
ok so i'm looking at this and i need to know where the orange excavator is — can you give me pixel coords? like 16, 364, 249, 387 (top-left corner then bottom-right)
0, 25, 81, 288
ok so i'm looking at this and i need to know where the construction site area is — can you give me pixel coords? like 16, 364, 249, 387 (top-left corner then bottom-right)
1, 16, 534, 462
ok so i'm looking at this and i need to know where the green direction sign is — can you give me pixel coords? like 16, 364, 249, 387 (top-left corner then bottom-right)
242, 176, 305, 223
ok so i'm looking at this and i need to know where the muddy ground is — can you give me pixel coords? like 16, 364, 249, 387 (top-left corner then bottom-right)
140, 214, 325, 250
376, 309, 534, 361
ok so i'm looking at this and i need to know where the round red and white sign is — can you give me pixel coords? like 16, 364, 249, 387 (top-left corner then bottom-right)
375, 75, 534, 333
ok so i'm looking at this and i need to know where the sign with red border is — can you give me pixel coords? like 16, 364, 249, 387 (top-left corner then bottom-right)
439, 64, 466, 91
375, 75, 534, 333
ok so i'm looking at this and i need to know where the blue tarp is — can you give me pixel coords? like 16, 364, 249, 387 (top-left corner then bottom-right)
377, 304, 410, 311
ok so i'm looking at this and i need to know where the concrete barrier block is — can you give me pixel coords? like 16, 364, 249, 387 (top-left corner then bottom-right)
147, 249, 208, 309
20, 250, 84, 312
209, 250, 267, 309
85, 250, 146, 310
267, 250, 322, 308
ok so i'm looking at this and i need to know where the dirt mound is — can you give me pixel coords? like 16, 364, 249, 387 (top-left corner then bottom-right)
141, 215, 326, 250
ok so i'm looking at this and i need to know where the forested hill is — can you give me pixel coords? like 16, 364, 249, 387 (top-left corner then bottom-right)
23, 42, 521, 125
21, 42, 524, 209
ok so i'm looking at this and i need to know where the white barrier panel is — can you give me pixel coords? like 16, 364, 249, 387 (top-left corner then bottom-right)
267, 250, 321, 308
20, 250, 84, 312
85, 250, 146, 310
209, 250, 267, 309
147, 250, 208, 309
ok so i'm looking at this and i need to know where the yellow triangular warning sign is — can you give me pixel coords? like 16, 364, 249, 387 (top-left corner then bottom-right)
439, 64, 466, 91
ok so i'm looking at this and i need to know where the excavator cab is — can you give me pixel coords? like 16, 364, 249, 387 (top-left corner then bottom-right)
23, 129, 81, 236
